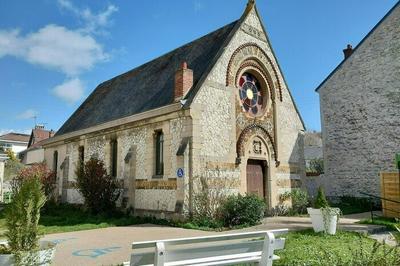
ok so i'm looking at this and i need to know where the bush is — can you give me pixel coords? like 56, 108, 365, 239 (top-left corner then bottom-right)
220, 194, 266, 227
307, 158, 324, 174
314, 187, 329, 208
76, 158, 121, 215
5, 176, 47, 264
12, 162, 55, 200
280, 189, 309, 215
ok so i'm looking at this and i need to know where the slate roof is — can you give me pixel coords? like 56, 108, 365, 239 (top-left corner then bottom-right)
27, 128, 55, 148
56, 20, 238, 136
0, 133, 30, 143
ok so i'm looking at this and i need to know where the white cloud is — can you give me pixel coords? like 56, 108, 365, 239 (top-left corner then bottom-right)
58, 0, 118, 34
16, 109, 39, 120
52, 78, 85, 104
0, 25, 108, 76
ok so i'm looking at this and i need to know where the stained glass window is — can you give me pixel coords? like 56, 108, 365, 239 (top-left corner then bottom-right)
238, 73, 263, 116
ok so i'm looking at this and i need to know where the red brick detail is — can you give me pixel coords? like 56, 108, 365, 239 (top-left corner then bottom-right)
234, 59, 275, 101
226, 43, 282, 102
174, 62, 193, 100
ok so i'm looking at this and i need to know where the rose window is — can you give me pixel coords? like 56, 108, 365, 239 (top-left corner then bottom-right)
238, 73, 263, 116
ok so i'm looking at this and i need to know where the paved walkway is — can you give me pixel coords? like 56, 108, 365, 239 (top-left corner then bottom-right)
42, 212, 385, 266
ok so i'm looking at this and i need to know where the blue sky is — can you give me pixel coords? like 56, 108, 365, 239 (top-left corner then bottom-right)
0, 0, 397, 135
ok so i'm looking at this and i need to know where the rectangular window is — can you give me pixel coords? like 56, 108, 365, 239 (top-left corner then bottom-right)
53, 151, 58, 178
110, 139, 118, 177
155, 131, 164, 176
78, 146, 84, 167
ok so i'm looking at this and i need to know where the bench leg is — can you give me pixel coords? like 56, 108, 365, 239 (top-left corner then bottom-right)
155, 242, 165, 266
260, 231, 275, 266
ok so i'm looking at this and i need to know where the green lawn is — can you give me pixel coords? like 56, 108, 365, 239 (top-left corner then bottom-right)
359, 216, 399, 230
0, 204, 171, 238
275, 230, 399, 266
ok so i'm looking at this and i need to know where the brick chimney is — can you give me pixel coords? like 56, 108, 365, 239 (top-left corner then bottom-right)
343, 44, 353, 59
174, 62, 193, 101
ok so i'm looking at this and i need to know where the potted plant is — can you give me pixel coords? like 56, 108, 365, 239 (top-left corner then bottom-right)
0, 175, 56, 265
307, 187, 340, 235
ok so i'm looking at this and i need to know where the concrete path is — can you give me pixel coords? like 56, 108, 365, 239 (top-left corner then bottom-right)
42, 212, 384, 266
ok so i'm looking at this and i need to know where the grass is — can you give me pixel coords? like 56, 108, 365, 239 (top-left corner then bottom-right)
330, 196, 379, 215
359, 216, 400, 230
274, 229, 398, 266
0, 203, 172, 238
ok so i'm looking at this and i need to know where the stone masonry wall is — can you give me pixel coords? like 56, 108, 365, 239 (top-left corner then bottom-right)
319, 5, 400, 197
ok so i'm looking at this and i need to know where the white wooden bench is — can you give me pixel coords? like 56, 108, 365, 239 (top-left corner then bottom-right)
124, 229, 288, 266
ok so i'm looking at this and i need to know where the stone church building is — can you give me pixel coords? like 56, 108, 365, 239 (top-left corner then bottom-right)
43, 1, 305, 217
317, 2, 400, 198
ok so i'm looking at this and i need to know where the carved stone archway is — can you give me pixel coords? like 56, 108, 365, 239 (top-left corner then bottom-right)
236, 124, 279, 166
226, 42, 283, 102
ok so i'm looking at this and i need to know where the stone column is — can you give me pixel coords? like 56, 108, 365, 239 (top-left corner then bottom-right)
0, 161, 4, 202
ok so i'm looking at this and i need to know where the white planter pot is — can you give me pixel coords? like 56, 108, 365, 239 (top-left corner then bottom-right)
0, 240, 56, 266
307, 207, 338, 235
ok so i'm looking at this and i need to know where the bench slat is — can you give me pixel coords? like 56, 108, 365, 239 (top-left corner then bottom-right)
131, 238, 286, 266
129, 229, 288, 266
132, 229, 287, 249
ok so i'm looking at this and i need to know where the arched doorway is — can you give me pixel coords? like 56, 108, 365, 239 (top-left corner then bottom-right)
246, 159, 267, 198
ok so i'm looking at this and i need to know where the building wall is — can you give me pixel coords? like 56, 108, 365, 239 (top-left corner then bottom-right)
23, 148, 45, 165
191, 8, 305, 207
44, 112, 192, 217
318, 5, 400, 197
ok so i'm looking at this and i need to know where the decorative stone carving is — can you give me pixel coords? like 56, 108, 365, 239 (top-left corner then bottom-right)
253, 140, 262, 154
236, 123, 279, 166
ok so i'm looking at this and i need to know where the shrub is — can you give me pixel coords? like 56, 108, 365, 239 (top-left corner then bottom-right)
220, 194, 266, 227
12, 162, 55, 200
5, 176, 47, 264
280, 189, 309, 215
76, 158, 121, 215
307, 158, 324, 174
190, 176, 237, 228
314, 187, 329, 208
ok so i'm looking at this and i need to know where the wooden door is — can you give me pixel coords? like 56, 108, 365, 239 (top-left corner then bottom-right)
246, 160, 264, 198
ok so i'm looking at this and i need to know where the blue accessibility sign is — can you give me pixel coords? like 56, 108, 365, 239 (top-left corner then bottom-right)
177, 168, 184, 178
72, 246, 121, 258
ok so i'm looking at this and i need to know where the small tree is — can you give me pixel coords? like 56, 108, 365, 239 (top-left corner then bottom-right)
76, 158, 121, 214
314, 186, 329, 208
5, 176, 46, 264
12, 163, 56, 200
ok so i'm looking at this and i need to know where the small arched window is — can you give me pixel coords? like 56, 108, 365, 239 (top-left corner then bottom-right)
53, 151, 58, 178
110, 139, 118, 177
155, 131, 164, 176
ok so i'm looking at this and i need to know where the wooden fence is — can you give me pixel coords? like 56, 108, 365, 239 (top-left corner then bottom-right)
380, 172, 400, 218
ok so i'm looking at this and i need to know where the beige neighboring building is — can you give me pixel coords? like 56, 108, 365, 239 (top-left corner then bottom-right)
20, 125, 55, 165
317, 2, 400, 198
42, 1, 305, 217
0, 133, 30, 160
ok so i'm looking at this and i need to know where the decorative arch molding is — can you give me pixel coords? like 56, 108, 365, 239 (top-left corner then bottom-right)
236, 124, 279, 166
226, 42, 283, 102
235, 58, 274, 101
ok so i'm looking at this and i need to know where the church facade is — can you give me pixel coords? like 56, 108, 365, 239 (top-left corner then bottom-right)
43, 1, 305, 217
